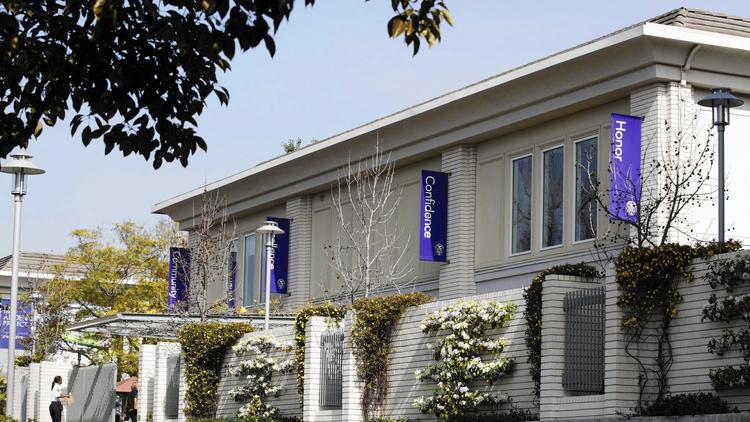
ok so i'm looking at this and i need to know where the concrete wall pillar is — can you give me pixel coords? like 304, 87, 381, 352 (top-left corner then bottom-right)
138, 344, 157, 422
340, 313, 364, 422
153, 342, 181, 422
286, 196, 313, 310
438, 144, 478, 299
27, 362, 40, 422
303, 316, 345, 422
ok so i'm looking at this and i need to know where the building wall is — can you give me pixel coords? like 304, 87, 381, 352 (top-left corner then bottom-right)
308, 155, 443, 301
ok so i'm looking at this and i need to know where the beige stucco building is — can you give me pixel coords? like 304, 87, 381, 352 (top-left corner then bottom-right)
154, 8, 750, 311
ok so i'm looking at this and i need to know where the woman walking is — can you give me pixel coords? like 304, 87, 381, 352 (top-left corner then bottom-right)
49, 375, 70, 422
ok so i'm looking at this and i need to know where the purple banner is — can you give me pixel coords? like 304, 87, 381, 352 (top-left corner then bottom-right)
228, 242, 237, 309
420, 170, 449, 262
0, 300, 31, 350
168, 247, 189, 312
267, 217, 290, 294
610, 113, 641, 223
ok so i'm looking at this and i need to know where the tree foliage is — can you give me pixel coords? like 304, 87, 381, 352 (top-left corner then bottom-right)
28, 220, 177, 374
0, 0, 451, 168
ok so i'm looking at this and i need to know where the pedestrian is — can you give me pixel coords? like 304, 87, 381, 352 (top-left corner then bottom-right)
49, 375, 70, 422
124, 381, 139, 421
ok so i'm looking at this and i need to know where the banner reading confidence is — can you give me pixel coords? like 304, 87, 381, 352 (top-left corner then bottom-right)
168, 247, 190, 311
420, 170, 448, 262
610, 113, 642, 223
267, 217, 290, 294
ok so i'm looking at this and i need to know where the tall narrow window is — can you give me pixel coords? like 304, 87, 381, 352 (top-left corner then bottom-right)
576, 137, 598, 241
512, 156, 532, 254
542, 146, 564, 248
243, 233, 256, 307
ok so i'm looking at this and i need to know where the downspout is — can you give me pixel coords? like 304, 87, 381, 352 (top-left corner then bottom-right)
681, 44, 702, 86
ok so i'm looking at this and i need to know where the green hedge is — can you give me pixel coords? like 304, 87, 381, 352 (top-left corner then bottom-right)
178, 322, 254, 418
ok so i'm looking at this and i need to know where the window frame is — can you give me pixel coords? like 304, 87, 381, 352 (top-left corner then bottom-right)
540, 143, 565, 250
509, 153, 534, 257
242, 232, 258, 307
573, 135, 600, 245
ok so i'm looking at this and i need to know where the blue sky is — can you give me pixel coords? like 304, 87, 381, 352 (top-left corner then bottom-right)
3, 1, 750, 254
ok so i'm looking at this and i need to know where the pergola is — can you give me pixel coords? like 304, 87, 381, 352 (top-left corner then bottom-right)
66, 312, 295, 340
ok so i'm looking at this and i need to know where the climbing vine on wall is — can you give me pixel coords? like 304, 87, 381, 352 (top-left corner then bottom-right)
702, 252, 750, 389
351, 292, 432, 419
414, 300, 516, 419
228, 335, 295, 419
178, 322, 254, 418
293, 302, 347, 406
615, 241, 740, 407
523, 263, 602, 399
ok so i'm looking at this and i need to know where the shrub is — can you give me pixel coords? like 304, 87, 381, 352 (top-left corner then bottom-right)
228, 336, 295, 419
178, 322, 254, 418
414, 300, 516, 419
351, 292, 432, 418
639, 393, 736, 416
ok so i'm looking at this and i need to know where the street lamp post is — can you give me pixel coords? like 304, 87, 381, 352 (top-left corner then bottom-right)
0, 153, 45, 416
256, 221, 284, 331
698, 88, 744, 243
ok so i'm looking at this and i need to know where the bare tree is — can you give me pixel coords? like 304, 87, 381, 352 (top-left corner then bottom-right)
580, 96, 718, 407
324, 139, 414, 303
178, 188, 238, 320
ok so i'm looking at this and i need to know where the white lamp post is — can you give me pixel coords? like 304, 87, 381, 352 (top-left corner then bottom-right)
0, 153, 45, 415
256, 221, 284, 331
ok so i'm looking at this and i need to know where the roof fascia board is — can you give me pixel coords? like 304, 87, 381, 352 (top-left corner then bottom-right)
643, 22, 750, 52
153, 24, 647, 214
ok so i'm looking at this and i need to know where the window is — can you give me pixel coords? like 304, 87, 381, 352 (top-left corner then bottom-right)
512, 155, 532, 254
243, 233, 256, 307
575, 137, 598, 241
542, 146, 564, 248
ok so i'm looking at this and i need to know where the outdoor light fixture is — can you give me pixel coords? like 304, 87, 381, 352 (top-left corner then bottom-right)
0, 152, 45, 416
698, 88, 744, 243
256, 220, 284, 331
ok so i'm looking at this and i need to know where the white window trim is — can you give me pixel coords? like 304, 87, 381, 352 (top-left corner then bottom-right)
509, 153, 534, 257
242, 232, 258, 306
572, 135, 599, 244
540, 144, 565, 250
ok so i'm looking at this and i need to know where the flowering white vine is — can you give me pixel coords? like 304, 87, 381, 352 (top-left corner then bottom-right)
228, 335, 295, 419
414, 300, 516, 419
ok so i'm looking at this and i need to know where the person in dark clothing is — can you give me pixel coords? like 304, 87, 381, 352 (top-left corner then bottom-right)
49, 375, 70, 422
124, 382, 139, 421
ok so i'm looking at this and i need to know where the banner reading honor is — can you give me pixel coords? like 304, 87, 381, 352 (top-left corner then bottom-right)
420, 170, 449, 262
267, 217, 290, 294
610, 113, 642, 223
168, 247, 190, 311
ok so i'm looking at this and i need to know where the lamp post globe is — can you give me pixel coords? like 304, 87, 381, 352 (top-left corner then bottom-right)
698, 88, 744, 243
0, 152, 45, 416
256, 221, 284, 331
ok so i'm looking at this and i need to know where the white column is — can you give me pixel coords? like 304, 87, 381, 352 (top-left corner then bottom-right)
153, 342, 182, 422
438, 144, 478, 299
286, 196, 313, 310
340, 313, 364, 422
138, 344, 157, 422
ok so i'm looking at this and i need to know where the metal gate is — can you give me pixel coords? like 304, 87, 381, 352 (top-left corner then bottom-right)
562, 286, 605, 393
165, 355, 181, 417
66, 364, 117, 422
319, 330, 344, 408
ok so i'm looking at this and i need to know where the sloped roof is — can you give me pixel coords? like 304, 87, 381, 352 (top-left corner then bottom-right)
116, 376, 138, 393
153, 7, 750, 217
0, 252, 65, 274
651, 8, 750, 37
